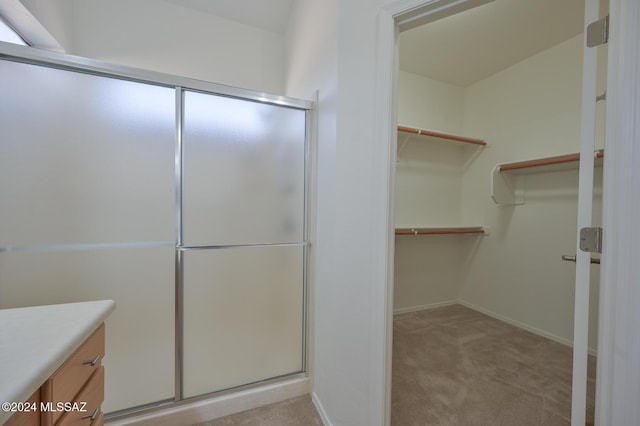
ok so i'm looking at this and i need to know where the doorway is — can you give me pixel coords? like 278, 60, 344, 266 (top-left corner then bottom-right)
388, 0, 606, 423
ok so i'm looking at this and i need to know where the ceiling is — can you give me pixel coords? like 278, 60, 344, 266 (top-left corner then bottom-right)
161, 0, 294, 34
161, 0, 590, 87
400, 0, 586, 87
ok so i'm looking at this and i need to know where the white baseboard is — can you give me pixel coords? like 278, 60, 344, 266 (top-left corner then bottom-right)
106, 377, 311, 426
457, 300, 598, 356
393, 300, 457, 315
311, 392, 332, 426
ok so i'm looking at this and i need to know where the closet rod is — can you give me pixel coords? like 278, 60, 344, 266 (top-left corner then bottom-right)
499, 149, 604, 172
397, 126, 487, 147
395, 227, 485, 236
561, 255, 601, 264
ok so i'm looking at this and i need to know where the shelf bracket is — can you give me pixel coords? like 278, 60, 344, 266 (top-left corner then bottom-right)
397, 133, 410, 157
491, 165, 524, 205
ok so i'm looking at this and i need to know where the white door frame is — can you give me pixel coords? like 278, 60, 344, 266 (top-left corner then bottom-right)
595, 0, 640, 424
572, 0, 599, 423
373, 0, 640, 425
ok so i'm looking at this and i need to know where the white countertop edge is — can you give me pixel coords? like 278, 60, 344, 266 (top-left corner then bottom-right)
0, 300, 115, 424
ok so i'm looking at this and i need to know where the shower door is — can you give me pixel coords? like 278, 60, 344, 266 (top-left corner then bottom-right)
0, 59, 176, 412
0, 42, 310, 414
180, 91, 307, 398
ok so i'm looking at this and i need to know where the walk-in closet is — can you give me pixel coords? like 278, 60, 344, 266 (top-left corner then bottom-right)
392, 0, 606, 423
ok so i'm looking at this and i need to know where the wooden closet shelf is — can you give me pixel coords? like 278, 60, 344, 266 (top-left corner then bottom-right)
397, 125, 487, 147
491, 149, 604, 205
395, 226, 486, 236
499, 149, 604, 172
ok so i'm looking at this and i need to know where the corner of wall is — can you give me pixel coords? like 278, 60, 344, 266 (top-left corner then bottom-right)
311, 392, 332, 426
11, 0, 73, 52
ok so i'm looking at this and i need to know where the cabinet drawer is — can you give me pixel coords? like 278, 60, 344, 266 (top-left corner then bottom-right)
43, 324, 104, 425
90, 411, 104, 426
4, 389, 40, 426
56, 366, 104, 426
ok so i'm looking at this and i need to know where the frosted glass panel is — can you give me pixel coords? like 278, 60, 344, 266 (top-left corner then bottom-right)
182, 246, 303, 397
0, 247, 175, 412
183, 91, 306, 245
0, 60, 175, 246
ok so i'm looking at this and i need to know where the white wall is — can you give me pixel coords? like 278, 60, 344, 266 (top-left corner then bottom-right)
397, 70, 463, 133
393, 235, 461, 312
286, 0, 390, 424
286, 0, 343, 422
68, 0, 286, 94
394, 72, 469, 311
284, 1, 339, 424
395, 140, 468, 227
15, 0, 287, 93
18, 0, 73, 49
395, 71, 466, 227
459, 34, 601, 351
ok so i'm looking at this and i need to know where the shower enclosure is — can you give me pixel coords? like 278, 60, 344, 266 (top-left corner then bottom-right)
0, 42, 311, 415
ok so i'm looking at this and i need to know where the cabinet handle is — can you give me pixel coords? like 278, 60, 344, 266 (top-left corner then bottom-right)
81, 408, 99, 420
82, 355, 101, 366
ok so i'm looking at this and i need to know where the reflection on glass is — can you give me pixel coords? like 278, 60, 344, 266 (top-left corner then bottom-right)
183, 91, 306, 246
182, 246, 304, 398
183, 92, 267, 139
0, 60, 175, 246
103, 81, 178, 130
0, 248, 175, 412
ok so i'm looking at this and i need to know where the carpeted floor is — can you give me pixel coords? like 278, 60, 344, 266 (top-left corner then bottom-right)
192, 304, 595, 425
392, 304, 596, 425
190, 395, 323, 426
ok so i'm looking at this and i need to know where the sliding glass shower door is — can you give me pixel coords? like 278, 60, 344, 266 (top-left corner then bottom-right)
180, 91, 306, 397
0, 60, 176, 412
0, 48, 310, 414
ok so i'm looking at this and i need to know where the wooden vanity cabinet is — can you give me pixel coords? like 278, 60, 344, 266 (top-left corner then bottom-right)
6, 324, 106, 426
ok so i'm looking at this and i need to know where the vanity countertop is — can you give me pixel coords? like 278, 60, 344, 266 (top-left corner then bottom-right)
0, 300, 115, 424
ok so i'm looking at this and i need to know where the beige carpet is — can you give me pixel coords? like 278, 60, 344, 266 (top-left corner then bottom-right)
192, 304, 595, 425
190, 395, 322, 426
392, 304, 596, 425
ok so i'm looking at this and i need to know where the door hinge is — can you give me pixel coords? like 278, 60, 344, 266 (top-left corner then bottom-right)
580, 227, 603, 254
587, 15, 609, 47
